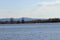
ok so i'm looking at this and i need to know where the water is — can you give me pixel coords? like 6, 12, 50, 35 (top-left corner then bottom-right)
0, 23, 60, 40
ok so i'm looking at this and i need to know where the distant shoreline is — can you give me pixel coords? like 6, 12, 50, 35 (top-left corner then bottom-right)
0, 18, 60, 24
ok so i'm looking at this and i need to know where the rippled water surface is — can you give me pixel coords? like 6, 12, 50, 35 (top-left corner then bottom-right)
0, 23, 60, 40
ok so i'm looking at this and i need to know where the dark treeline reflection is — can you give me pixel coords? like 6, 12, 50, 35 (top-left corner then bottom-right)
0, 18, 60, 24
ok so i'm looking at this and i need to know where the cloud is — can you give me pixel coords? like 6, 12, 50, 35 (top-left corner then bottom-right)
37, 1, 60, 7
29, 1, 60, 18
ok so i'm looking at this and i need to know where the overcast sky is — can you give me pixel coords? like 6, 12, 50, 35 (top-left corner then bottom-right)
0, 0, 60, 18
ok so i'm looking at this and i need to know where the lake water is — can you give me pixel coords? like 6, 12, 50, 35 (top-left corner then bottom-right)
0, 23, 60, 40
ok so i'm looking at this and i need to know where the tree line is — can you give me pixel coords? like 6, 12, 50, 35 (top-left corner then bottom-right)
0, 18, 60, 24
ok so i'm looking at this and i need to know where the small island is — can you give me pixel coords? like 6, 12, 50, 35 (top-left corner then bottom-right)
0, 18, 60, 24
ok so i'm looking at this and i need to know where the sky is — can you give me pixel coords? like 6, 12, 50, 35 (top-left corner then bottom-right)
0, 0, 60, 18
